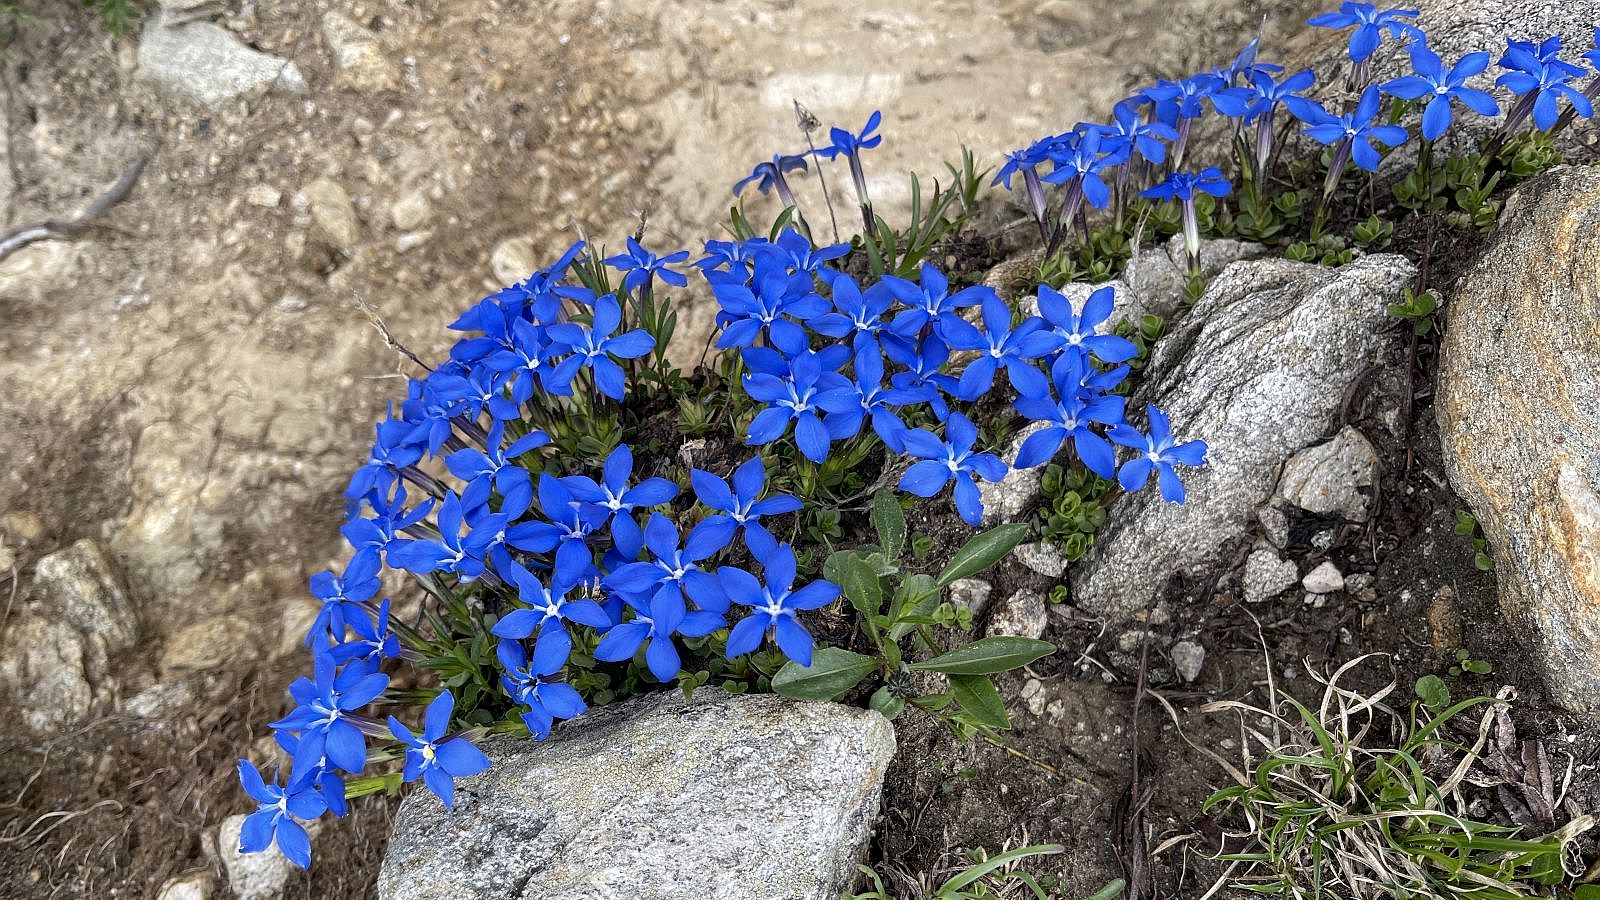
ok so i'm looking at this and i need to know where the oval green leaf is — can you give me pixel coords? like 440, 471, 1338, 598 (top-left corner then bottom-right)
771, 648, 878, 701
936, 523, 1031, 587
909, 636, 1055, 675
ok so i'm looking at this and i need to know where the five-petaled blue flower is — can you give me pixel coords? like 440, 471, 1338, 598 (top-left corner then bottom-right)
1497, 37, 1594, 131
941, 294, 1061, 401
1109, 406, 1208, 503
546, 293, 657, 400
593, 582, 726, 682
1382, 46, 1499, 140
1307, 2, 1421, 62
563, 444, 679, 559
237, 762, 328, 869
604, 236, 691, 294
497, 638, 587, 739
733, 153, 809, 205
387, 691, 492, 810
690, 457, 803, 561
271, 653, 389, 776
742, 351, 859, 462
718, 544, 840, 665
898, 413, 1010, 525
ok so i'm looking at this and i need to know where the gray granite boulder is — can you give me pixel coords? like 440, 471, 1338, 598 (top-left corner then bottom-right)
1436, 166, 1600, 713
1074, 255, 1414, 619
378, 689, 895, 900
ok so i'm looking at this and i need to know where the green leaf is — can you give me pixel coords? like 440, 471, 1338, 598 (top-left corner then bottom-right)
1415, 674, 1450, 710
770, 648, 878, 701
936, 844, 1064, 892
1474, 551, 1494, 571
937, 523, 1030, 586
839, 554, 886, 618
948, 673, 1009, 730
870, 489, 906, 558
868, 686, 905, 720
910, 636, 1055, 675
887, 573, 939, 641
1083, 880, 1127, 900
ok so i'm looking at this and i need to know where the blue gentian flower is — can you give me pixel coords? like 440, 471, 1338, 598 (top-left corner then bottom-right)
1034, 285, 1138, 365
1382, 46, 1499, 139
1041, 129, 1130, 230
1140, 168, 1233, 273
1103, 101, 1178, 166
710, 256, 830, 350
604, 236, 691, 295
237, 762, 327, 869
329, 598, 401, 664
1308, 2, 1422, 62
545, 293, 657, 400
387, 691, 492, 810
827, 347, 921, 452
1212, 69, 1318, 174
345, 416, 422, 501
271, 653, 388, 775
768, 227, 852, 277
505, 474, 606, 576
718, 544, 840, 665
491, 558, 612, 672
689, 456, 803, 561
733, 153, 809, 207
741, 351, 859, 462
1294, 86, 1409, 190
444, 419, 548, 512
1012, 352, 1126, 477
387, 491, 501, 581
305, 553, 381, 647
808, 274, 895, 351
484, 316, 578, 409
1219, 34, 1284, 85
1497, 37, 1594, 131
940, 294, 1061, 401
604, 513, 732, 614
562, 444, 679, 559
817, 110, 883, 229
884, 333, 959, 419
593, 581, 726, 682
880, 262, 988, 339
992, 135, 1061, 238
1108, 406, 1208, 503
897, 413, 1009, 526
496, 638, 587, 739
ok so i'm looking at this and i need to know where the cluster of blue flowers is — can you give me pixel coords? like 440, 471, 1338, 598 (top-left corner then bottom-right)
239, 214, 1206, 866
981, 5, 1598, 268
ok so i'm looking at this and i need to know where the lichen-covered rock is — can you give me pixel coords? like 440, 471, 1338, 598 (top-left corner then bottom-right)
1242, 547, 1299, 604
378, 689, 895, 900
1076, 255, 1414, 619
985, 588, 1048, 640
1436, 166, 1600, 713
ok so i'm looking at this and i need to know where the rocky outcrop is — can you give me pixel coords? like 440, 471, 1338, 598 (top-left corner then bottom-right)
1436, 166, 1600, 713
378, 690, 895, 900
1074, 255, 1414, 620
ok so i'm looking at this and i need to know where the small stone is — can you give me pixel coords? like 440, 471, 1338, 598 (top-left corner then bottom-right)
1344, 573, 1374, 592
395, 231, 431, 253
1171, 640, 1205, 683
219, 813, 319, 900
986, 589, 1048, 640
126, 681, 198, 719
1012, 542, 1067, 578
0, 617, 95, 731
946, 578, 993, 620
1242, 548, 1298, 603
1257, 502, 1290, 548
0, 543, 13, 573
33, 539, 138, 651
490, 235, 537, 286
1302, 561, 1345, 594
156, 872, 213, 900
390, 191, 431, 230
243, 184, 282, 208
301, 178, 360, 249
1020, 678, 1047, 717
322, 12, 398, 92
1278, 426, 1380, 522
1115, 629, 1144, 653
160, 616, 256, 676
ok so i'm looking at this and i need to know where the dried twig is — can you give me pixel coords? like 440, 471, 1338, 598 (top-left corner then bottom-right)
0, 155, 151, 265
352, 292, 431, 373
